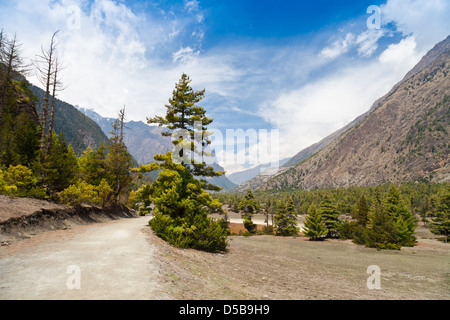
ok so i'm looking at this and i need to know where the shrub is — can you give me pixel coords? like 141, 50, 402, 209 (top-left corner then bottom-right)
260, 225, 274, 235
243, 218, 257, 234
0, 165, 46, 198
57, 180, 111, 206
149, 211, 229, 252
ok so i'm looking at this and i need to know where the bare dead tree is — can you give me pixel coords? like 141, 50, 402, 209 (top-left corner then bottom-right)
46, 54, 66, 153
33, 30, 60, 162
0, 33, 30, 125
119, 105, 126, 143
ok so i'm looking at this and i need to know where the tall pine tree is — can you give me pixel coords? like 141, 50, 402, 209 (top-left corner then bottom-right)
106, 108, 133, 203
354, 194, 370, 226
274, 197, 298, 236
134, 74, 228, 251
384, 185, 416, 246
318, 195, 340, 238
430, 186, 449, 242
303, 204, 328, 241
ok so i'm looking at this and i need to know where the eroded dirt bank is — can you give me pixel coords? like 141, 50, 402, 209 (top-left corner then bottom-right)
0, 195, 136, 246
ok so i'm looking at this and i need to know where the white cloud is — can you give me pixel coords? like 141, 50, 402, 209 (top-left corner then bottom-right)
321, 33, 355, 59
355, 30, 384, 57
382, 0, 450, 54
172, 46, 199, 64
0, 0, 216, 122
184, 0, 199, 13
321, 29, 384, 60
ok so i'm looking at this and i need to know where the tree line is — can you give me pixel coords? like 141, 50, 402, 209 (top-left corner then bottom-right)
215, 182, 449, 249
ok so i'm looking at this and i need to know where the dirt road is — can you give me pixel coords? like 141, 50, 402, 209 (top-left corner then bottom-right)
0, 216, 168, 300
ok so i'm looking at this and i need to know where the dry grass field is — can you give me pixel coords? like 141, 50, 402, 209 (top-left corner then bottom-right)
149, 223, 450, 300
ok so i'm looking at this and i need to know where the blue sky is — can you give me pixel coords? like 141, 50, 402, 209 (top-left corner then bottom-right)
0, 0, 449, 173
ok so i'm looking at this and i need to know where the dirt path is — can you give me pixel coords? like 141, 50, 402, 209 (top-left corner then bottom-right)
0, 216, 168, 300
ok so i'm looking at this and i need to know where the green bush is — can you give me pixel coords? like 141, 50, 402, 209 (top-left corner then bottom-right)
149, 211, 229, 252
57, 179, 112, 207
0, 165, 46, 198
243, 218, 257, 234
260, 225, 274, 235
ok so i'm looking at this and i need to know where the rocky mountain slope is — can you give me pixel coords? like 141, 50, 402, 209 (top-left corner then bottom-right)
31, 86, 109, 155
257, 35, 450, 191
78, 107, 173, 165
78, 107, 237, 190
227, 158, 290, 185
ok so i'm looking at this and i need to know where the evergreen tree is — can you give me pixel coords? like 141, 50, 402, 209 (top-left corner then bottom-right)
274, 197, 298, 236
384, 184, 416, 246
354, 194, 370, 226
134, 74, 228, 251
42, 133, 78, 194
303, 204, 328, 241
78, 144, 109, 186
318, 195, 340, 238
239, 189, 258, 233
239, 188, 258, 219
0, 35, 39, 168
106, 109, 133, 203
365, 205, 401, 250
147, 73, 223, 185
430, 186, 450, 242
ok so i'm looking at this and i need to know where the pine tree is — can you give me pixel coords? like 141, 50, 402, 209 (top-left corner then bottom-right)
42, 133, 78, 194
318, 195, 340, 238
134, 74, 228, 251
146, 73, 223, 186
0, 33, 30, 123
239, 189, 258, 233
354, 194, 370, 226
78, 144, 109, 186
0, 33, 38, 169
365, 205, 401, 250
303, 204, 328, 241
239, 188, 258, 219
384, 184, 416, 246
106, 108, 133, 203
274, 197, 298, 236
430, 186, 450, 242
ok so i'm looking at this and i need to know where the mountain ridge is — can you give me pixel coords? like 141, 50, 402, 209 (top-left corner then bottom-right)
30, 86, 110, 155
78, 107, 237, 191
258, 35, 450, 191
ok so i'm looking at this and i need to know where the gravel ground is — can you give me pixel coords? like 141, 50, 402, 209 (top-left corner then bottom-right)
0, 216, 168, 300
149, 223, 450, 300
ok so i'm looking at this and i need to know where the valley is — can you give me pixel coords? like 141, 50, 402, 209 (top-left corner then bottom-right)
0, 3, 449, 302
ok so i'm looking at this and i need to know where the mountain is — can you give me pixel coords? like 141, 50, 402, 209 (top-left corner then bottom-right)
227, 158, 290, 185
78, 107, 237, 191
282, 113, 367, 168
78, 107, 173, 165
258, 35, 450, 191
30, 86, 109, 155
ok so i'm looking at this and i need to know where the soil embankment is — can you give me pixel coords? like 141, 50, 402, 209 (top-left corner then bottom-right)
0, 195, 136, 246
